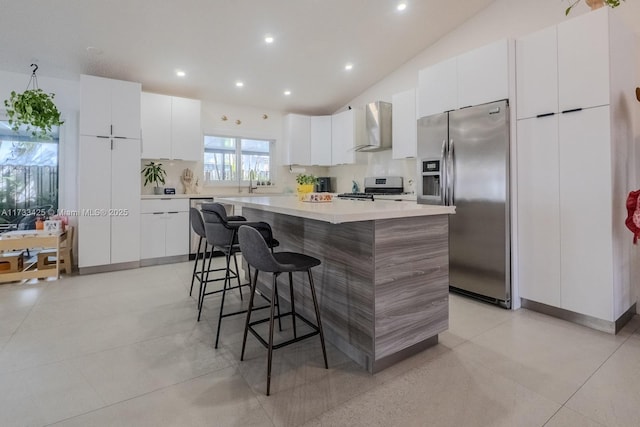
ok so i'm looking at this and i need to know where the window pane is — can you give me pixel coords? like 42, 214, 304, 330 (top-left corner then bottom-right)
0, 122, 59, 228
241, 139, 271, 182
204, 136, 237, 182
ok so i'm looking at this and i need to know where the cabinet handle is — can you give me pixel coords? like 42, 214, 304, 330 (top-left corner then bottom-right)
167, 211, 179, 214
536, 112, 555, 118
110, 139, 113, 150
110, 124, 113, 135
561, 108, 583, 114
97, 135, 110, 139
152, 212, 163, 215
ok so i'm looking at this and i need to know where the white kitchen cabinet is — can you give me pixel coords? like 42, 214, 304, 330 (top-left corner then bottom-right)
283, 114, 311, 165
331, 108, 363, 165
140, 199, 189, 260
310, 115, 332, 166
141, 92, 172, 159
516, 115, 561, 308
417, 57, 457, 119
78, 136, 141, 268
515, 8, 636, 327
457, 39, 509, 109
80, 75, 141, 139
141, 92, 201, 161
557, 8, 610, 112
515, 26, 558, 120
392, 88, 417, 159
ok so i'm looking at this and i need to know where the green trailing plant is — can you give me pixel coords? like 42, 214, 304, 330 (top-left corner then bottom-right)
295, 174, 317, 185
141, 161, 167, 188
3, 65, 64, 139
565, 0, 624, 15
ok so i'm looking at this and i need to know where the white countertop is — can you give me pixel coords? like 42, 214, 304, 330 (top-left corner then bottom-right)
217, 196, 455, 224
141, 192, 285, 200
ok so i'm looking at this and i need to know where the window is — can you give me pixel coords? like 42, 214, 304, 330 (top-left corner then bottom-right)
204, 135, 273, 184
0, 121, 59, 229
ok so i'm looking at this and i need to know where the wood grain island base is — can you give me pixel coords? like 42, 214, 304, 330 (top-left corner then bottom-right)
219, 196, 454, 373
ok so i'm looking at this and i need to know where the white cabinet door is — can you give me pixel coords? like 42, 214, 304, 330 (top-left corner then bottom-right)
111, 139, 141, 264
165, 211, 189, 257
559, 106, 613, 321
141, 92, 172, 159
111, 79, 141, 139
417, 57, 457, 118
516, 27, 559, 120
80, 75, 112, 137
392, 88, 417, 159
458, 39, 509, 108
557, 8, 610, 111
171, 97, 202, 161
310, 115, 332, 166
140, 214, 166, 259
78, 136, 111, 268
516, 116, 561, 307
331, 109, 358, 165
284, 114, 311, 165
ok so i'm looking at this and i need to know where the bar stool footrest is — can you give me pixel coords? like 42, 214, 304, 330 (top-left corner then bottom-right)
247, 311, 321, 350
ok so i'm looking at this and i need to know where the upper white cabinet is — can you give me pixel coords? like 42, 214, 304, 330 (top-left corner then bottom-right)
515, 26, 558, 119
80, 75, 141, 139
557, 9, 610, 111
457, 39, 510, 109
331, 108, 363, 165
417, 57, 457, 119
141, 92, 201, 161
310, 116, 332, 166
392, 88, 417, 159
283, 114, 311, 165
417, 40, 510, 119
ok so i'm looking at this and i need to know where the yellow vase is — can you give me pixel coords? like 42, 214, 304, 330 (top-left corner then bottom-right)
297, 184, 314, 200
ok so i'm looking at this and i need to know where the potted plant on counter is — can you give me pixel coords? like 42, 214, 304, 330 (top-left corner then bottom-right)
141, 161, 167, 195
296, 174, 317, 195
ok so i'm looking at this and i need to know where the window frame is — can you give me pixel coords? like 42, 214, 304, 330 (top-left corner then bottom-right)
203, 134, 275, 187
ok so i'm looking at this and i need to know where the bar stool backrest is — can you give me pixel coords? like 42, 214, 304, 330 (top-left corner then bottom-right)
189, 207, 206, 238
201, 203, 236, 249
238, 225, 281, 273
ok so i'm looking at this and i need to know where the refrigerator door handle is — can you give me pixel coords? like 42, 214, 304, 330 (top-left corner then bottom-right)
440, 139, 447, 205
448, 139, 455, 205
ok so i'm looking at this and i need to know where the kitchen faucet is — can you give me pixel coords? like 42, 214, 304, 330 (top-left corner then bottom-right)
248, 176, 257, 193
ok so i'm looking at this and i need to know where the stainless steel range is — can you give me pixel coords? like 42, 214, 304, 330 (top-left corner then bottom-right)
337, 176, 404, 200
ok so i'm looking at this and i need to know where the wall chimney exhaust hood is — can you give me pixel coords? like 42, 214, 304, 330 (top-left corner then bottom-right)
355, 101, 392, 152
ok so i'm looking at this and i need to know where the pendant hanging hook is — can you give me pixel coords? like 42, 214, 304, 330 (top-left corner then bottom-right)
30, 63, 38, 76
27, 63, 39, 90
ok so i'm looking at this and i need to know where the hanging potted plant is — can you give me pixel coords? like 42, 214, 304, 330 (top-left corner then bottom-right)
3, 64, 64, 139
564, 0, 624, 15
141, 161, 167, 195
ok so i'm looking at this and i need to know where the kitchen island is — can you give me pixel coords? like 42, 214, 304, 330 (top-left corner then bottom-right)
218, 196, 455, 373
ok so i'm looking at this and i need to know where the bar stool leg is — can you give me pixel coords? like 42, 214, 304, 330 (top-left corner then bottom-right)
198, 244, 213, 311
308, 269, 328, 369
214, 252, 234, 348
267, 272, 279, 396
289, 272, 297, 339
232, 253, 244, 301
189, 236, 203, 296
275, 281, 282, 332
241, 268, 259, 361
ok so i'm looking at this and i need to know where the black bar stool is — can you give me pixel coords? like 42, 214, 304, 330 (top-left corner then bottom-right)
238, 225, 328, 396
200, 203, 280, 348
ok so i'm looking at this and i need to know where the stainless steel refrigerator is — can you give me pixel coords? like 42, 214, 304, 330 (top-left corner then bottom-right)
417, 100, 511, 308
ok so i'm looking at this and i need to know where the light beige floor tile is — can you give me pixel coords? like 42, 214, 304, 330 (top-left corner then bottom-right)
0, 306, 30, 336
303, 351, 560, 427
0, 370, 47, 427
0, 281, 46, 310
447, 293, 512, 340
566, 334, 640, 426
75, 322, 234, 405
0, 334, 10, 352
544, 407, 605, 427
0, 299, 201, 374
453, 308, 626, 404
51, 367, 273, 427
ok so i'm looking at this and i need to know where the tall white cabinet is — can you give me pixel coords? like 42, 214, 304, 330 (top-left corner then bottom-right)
78, 75, 142, 270
516, 8, 636, 328
392, 88, 417, 159
331, 108, 363, 165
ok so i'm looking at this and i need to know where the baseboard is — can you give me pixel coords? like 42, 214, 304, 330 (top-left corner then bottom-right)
140, 255, 189, 267
79, 260, 140, 275
521, 299, 636, 334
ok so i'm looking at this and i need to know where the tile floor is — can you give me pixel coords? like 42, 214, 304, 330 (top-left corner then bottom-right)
0, 260, 639, 427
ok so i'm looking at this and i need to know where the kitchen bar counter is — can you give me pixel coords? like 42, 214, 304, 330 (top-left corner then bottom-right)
217, 196, 454, 224
218, 196, 453, 373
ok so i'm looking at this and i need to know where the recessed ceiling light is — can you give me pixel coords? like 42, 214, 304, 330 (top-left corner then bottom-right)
284, 90, 291, 96
264, 35, 274, 44
176, 70, 186, 77
397, 2, 407, 11
236, 81, 244, 88
345, 63, 353, 71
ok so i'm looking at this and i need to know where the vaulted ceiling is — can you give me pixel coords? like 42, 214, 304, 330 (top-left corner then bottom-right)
1, 0, 495, 115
